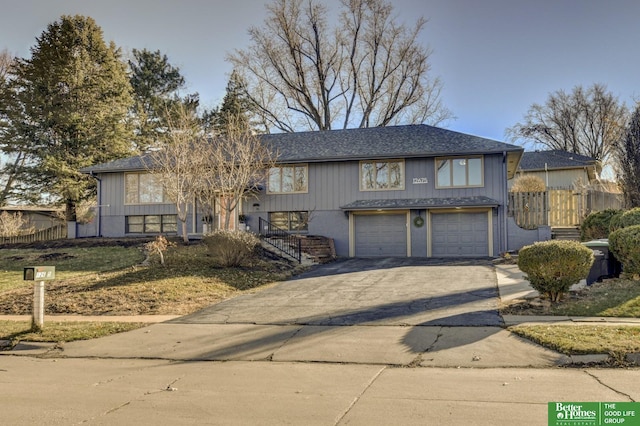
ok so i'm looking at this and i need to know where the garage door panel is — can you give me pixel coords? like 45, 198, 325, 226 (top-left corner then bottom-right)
355, 214, 407, 257
431, 212, 489, 257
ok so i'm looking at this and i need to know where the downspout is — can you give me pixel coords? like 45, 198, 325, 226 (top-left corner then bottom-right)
502, 152, 508, 254
545, 162, 549, 187
89, 171, 102, 237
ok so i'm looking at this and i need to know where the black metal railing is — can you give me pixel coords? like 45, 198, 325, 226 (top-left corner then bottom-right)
258, 217, 301, 263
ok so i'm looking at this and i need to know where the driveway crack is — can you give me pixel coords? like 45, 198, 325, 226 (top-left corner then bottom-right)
262, 325, 305, 361
426, 326, 444, 352
584, 371, 636, 402
407, 326, 443, 365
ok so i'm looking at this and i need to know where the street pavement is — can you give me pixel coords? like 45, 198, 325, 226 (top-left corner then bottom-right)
1, 258, 639, 425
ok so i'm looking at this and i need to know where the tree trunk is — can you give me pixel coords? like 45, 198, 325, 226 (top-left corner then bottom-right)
181, 218, 188, 244
65, 199, 77, 222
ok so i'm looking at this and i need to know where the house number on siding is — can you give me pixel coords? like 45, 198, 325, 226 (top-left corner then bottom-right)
412, 178, 428, 184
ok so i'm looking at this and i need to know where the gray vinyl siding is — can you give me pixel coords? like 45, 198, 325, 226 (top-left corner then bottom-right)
247, 154, 509, 257
93, 153, 509, 254
253, 155, 507, 213
95, 172, 179, 237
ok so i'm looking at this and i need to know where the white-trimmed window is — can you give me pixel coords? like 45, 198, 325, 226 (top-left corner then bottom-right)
125, 173, 165, 204
268, 165, 308, 193
360, 160, 404, 191
269, 211, 309, 232
436, 157, 483, 188
126, 215, 177, 234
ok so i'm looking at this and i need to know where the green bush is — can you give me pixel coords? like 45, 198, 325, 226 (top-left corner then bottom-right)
609, 210, 625, 233
618, 207, 640, 229
203, 230, 260, 267
517, 240, 594, 302
580, 209, 622, 241
609, 225, 640, 278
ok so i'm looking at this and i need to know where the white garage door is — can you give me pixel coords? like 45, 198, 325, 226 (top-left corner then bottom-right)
355, 214, 407, 257
431, 212, 489, 257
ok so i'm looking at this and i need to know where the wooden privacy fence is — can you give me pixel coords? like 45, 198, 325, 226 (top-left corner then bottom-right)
508, 191, 547, 229
0, 224, 66, 244
547, 189, 582, 227
508, 189, 624, 228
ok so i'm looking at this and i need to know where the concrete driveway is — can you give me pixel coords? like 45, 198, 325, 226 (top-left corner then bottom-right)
172, 257, 502, 327
57, 258, 568, 367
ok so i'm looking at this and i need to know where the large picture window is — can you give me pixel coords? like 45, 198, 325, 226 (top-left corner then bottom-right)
360, 160, 404, 191
269, 211, 309, 232
126, 215, 177, 234
125, 173, 165, 204
436, 157, 483, 188
268, 165, 308, 193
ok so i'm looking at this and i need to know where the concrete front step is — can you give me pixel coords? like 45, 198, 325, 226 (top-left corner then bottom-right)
551, 227, 581, 240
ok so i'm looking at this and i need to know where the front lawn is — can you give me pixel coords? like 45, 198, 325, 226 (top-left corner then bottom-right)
510, 324, 640, 357
0, 321, 147, 348
0, 240, 302, 346
501, 275, 640, 362
500, 278, 640, 318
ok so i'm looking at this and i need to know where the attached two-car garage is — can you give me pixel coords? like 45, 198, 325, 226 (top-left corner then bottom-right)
351, 210, 491, 257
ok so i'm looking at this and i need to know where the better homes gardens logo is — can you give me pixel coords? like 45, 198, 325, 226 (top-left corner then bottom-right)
549, 402, 639, 425
552, 403, 597, 425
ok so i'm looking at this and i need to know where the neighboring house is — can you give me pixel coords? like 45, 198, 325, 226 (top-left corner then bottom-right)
0, 205, 64, 231
508, 150, 623, 231
509, 149, 598, 189
82, 125, 532, 258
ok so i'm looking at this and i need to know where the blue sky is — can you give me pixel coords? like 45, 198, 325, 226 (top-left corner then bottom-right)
1, 0, 638, 143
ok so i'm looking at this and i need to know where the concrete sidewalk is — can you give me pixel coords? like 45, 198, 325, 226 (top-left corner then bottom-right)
1, 356, 638, 426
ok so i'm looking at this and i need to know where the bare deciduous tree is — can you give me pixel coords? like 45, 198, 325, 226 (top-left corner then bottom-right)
0, 211, 35, 237
200, 115, 278, 229
0, 49, 12, 81
144, 103, 202, 243
510, 174, 546, 193
507, 83, 628, 171
228, 0, 452, 132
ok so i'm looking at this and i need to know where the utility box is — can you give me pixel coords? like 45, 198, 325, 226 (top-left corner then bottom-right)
23, 266, 56, 281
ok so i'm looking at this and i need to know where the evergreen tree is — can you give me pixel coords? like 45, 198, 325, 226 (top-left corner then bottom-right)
203, 70, 255, 135
5, 15, 133, 220
0, 49, 27, 206
128, 48, 190, 150
618, 104, 640, 207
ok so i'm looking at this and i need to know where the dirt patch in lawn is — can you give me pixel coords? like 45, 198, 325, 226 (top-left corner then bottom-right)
0, 239, 304, 317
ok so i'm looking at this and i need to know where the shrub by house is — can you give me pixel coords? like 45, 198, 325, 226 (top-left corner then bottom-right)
203, 230, 260, 267
609, 225, 640, 279
580, 209, 622, 241
517, 240, 594, 302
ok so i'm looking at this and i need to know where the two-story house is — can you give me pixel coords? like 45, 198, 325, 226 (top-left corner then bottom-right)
81, 125, 527, 257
